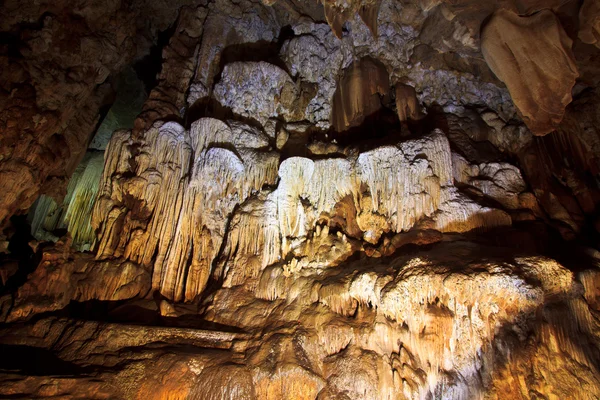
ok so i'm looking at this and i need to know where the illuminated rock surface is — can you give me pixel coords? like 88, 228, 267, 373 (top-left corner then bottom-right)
1, 0, 600, 399
481, 9, 579, 135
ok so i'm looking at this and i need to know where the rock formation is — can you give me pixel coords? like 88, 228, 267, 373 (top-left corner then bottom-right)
481, 9, 579, 135
1, 0, 600, 398
0, 0, 197, 244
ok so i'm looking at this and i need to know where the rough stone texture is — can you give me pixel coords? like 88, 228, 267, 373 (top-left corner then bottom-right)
134, 5, 208, 135
280, 22, 345, 129
94, 128, 512, 302
331, 57, 390, 132
2, 243, 599, 399
213, 61, 302, 125
93, 119, 278, 301
1, 0, 600, 398
4, 239, 150, 322
0, 0, 198, 239
579, 0, 600, 48
186, 0, 282, 108
481, 9, 579, 135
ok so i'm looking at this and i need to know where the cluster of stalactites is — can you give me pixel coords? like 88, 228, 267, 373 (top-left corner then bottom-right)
92, 119, 279, 302
28, 152, 105, 251
249, 245, 584, 398
94, 124, 515, 302
221, 130, 511, 286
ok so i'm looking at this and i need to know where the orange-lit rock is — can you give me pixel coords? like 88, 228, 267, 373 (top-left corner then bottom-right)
331, 57, 390, 132
395, 84, 422, 122
481, 9, 579, 135
1, 0, 600, 398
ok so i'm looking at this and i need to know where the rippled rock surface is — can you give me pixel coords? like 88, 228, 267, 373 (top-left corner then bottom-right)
1, 0, 600, 398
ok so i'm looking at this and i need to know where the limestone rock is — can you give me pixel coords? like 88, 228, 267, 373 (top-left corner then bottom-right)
452, 152, 536, 211
579, 0, 600, 48
481, 9, 579, 135
280, 23, 345, 129
134, 6, 208, 134
331, 57, 390, 132
93, 119, 279, 301
2, 1, 600, 399
0, 0, 197, 236
7, 245, 150, 322
395, 83, 422, 122
186, 0, 282, 108
210, 242, 600, 399
213, 61, 302, 126
322, 0, 382, 38
219, 130, 511, 286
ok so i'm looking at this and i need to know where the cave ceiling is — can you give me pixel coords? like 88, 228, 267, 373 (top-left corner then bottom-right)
1, 0, 600, 398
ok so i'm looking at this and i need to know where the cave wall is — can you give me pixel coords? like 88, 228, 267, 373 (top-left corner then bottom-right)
1, 0, 600, 399
0, 0, 198, 246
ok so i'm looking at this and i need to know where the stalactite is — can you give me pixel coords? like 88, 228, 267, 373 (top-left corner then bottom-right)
4, 0, 600, 398
223, 130, 511, 283
28, 152, 105, 250
93, 118, 279, 301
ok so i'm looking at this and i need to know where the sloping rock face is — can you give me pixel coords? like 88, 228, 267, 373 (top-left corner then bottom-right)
481, 9, 578, 135
2, 0, 600, 399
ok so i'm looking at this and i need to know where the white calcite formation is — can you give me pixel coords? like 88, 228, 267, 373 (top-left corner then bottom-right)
28, 152, 105, 250
94, 123, 511, 302
92, 119, 279, 301
213, 62, 300, 125
3, 1, 600, 398
451, 152, 536, 211
204, 242, 600, 400
221, 130, 510, 283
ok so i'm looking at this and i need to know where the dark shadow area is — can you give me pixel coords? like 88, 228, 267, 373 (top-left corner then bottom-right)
184, 95, 273, 136
0, 12, 54, 59
0, 31, 23, 58
303, 103, 451, 157
67, 299, 158, 325
280, 126, 314, 159
88, 100, 115, 143
215, 25, 295, 85
0, 344, 95, 376
34, 298, 248, 333
0, 216, 40, 296
134, 23, 176, 93
315, 106, 402, 147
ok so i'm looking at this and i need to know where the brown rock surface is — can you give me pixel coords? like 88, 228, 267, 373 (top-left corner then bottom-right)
579, 0, 600, 47
5, 239, 150, 322
1, 0, 600, 398
481, 9, 579, 135
331, 57, 390, 132
1, 242, 598, 399
0, 0, 196, 237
